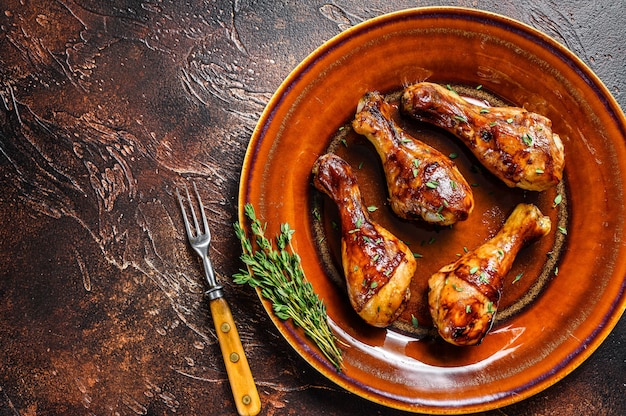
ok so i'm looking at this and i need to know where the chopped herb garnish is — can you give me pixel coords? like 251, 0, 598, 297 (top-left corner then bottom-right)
506, 118, 514, 123
370, 281, 378, 288
452, 284, 463, 292
512, 272, 523, 284
367, 205, 378, 212
449, 152, 458, 159
476, 84, 483, 90
412, 159, 420, 177
469, 266, 479, 274
558, 226, 568, 235
487, 302, 494, 313
426, 180, 439, 189
465, 305, 472, 314
358, 161, 364, 169
454, 115, 468, 123
480, 108, 490, 114
553, 194, 563, 207
411, 314, 419, 329
312, 208, 321, 221
535, 168, 544, 174
522, 133, 533, 146
413, 252, 423, 258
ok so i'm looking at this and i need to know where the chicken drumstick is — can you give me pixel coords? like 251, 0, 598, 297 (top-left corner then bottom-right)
312, 153, 416, 327
353, 91, 474, 225
401, 82, 565, 191
428, 203, 551, 346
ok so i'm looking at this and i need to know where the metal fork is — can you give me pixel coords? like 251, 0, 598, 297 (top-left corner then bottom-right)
177, 183, 261, 416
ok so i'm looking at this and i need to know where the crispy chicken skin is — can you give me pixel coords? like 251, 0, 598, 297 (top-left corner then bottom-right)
428, 203, 551, 346
312, 153, 416, 327
401, 82, 565, 191
352, 91, 474, 225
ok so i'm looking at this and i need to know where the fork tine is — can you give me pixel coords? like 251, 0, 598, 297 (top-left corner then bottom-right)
176, 187, 193, 238
193, 182, 211, 240
183, 184, 202, 237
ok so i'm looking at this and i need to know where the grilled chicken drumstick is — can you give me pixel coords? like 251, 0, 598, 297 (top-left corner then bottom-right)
428, 203, 551, 346
401, 82, 565, 191
353, 91, 474, 225
312, 153, 416, 327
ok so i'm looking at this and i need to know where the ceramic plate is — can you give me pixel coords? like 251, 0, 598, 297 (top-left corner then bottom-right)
238, 7, 626, 414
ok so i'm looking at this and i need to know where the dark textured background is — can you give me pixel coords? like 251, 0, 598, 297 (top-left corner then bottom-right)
1, 1, 624, 415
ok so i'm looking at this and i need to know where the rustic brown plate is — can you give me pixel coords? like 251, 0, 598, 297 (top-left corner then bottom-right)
238, 7, 626, 414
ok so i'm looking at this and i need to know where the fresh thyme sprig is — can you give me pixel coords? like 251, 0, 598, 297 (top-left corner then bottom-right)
233, 203, 343, 371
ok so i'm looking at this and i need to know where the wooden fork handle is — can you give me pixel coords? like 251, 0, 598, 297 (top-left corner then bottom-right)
210, 297, 261, 416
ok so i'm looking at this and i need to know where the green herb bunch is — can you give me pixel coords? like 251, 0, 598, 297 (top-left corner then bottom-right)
233, 203, 343, 371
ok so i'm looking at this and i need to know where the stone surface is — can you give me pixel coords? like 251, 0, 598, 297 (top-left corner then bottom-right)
1, 1, 624, 415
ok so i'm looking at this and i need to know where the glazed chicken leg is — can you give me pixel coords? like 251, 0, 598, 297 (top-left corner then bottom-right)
428, 203, 551, 346
312, 153, 416, 327
352, 92, 474, 225
353, 91, 474, 225
401, 82, 565, 191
